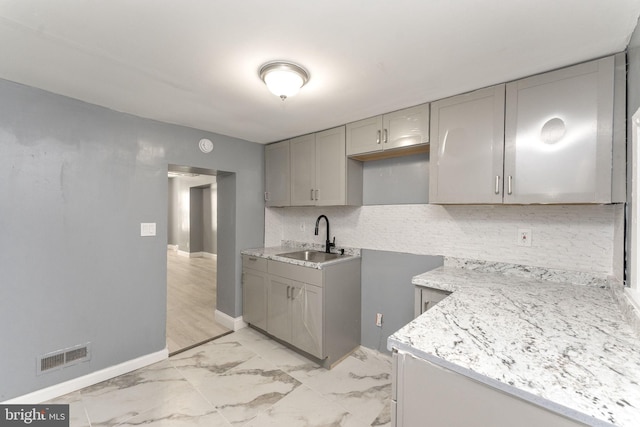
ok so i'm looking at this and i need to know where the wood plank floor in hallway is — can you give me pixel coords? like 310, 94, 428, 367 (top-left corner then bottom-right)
166, 249, 230, 353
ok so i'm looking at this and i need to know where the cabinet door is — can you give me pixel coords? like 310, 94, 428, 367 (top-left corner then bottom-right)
315, 126, 346, 206
290, 134, 316, 206
242, 268, 268, 330
504, 56, 615, 204
267, 276, 293, 342
396, 352, 588, 427
346, 115, 383, 156
429, 85, 505, 204
265, 140, 290, 207
416, 287, 451, 317
291, 282, 323, 358
383, 103, 430, 151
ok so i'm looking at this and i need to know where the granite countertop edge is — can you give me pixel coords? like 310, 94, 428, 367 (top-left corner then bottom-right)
388, 265, 640, 427
241, 245, 361, 269
389, 340, 615, 427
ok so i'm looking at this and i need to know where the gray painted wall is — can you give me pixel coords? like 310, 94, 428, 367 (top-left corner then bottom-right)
360, 250, 443, 353
0, 78, 264, 400
203, 185, 217, 254
217, 173, 239, 315
189, 187, 204, 253
363, 153, 429, 205
168, 178, 178, 245
360, 154, 437, 352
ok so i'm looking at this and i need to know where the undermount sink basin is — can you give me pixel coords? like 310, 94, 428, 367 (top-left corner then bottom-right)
277, 250, 344, 263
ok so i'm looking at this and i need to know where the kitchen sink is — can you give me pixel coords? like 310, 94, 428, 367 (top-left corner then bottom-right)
277, 250, 344, 263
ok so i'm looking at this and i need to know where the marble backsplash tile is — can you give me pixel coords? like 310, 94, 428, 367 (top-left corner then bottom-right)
265, 204, 623, 277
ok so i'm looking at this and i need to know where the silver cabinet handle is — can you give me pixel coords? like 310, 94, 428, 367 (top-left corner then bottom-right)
248, 257, 257, 261
315, 189, 319, 200
376, 130, 381, 144
494, 176, 500, 195
507, 176, 513, 195
264, 192, 269, 201
310, 189, 314, 200
383, 129, 388, 143
286, 285, 290, 299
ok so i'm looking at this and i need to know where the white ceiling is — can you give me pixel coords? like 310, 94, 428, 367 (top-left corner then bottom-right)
1, 1, 639, 144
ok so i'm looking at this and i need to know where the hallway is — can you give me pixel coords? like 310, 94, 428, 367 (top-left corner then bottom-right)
166, 249, 230, 353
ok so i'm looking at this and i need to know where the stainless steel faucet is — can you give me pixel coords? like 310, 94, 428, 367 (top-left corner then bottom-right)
314, 215, 335, 253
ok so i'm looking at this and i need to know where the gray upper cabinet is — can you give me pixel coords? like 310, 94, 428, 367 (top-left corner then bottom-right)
346, 104, 430, 159
345, 115, 383, 156
315, 127, 348, 206
264, 140, 290, 207
429, 85, 505, 204
430, 54, 624, 205
291, 126, 362, 206
290, 133, 317, 205
504, 55, 623, 204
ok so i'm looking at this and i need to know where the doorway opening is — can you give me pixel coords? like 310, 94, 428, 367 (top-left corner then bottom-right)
166, 164, 231, 354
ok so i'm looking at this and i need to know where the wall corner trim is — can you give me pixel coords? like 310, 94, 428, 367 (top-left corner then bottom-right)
215, 310, 247, 331
2, 348, 168, 404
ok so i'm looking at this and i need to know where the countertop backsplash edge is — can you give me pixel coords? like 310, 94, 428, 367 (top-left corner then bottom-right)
444, 256, 614, 287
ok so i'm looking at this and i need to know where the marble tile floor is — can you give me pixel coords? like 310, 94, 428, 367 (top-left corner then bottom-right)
48, 327, 392, 426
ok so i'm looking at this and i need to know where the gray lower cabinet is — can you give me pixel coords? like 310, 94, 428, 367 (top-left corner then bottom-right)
392, 351, 589, 427
242, 256, 268, 330
266, 274, 323, 358
414, 286, 451, 318
242, 254, 361, 367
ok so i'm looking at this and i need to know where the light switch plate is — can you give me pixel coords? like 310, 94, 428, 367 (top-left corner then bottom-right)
141, 222, 156, 237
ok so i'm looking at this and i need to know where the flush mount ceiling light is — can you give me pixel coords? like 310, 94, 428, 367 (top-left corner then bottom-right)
259, 61, 309, 100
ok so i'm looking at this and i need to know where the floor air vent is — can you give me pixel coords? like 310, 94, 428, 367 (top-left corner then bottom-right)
37, 342, 91, 375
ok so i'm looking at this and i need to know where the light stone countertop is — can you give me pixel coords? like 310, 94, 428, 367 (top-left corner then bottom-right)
388, 265, 640, 427
241, 242, 360, 270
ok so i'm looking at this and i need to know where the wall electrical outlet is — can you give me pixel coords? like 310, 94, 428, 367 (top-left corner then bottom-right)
375, 313, 383, 327
517, 228, 532, 247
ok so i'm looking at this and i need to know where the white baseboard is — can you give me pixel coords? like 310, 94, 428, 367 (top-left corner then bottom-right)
167, 244, 179, 251
215, 310, 247, 331
2, 348, 168, 404
176, 251, 216, 259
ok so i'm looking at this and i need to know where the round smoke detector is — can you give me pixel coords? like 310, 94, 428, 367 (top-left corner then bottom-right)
198, 138, 214, 153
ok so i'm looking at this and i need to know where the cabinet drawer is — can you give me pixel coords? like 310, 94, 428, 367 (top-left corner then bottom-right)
242, 254, 267, 272
268, 260, 323, 286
